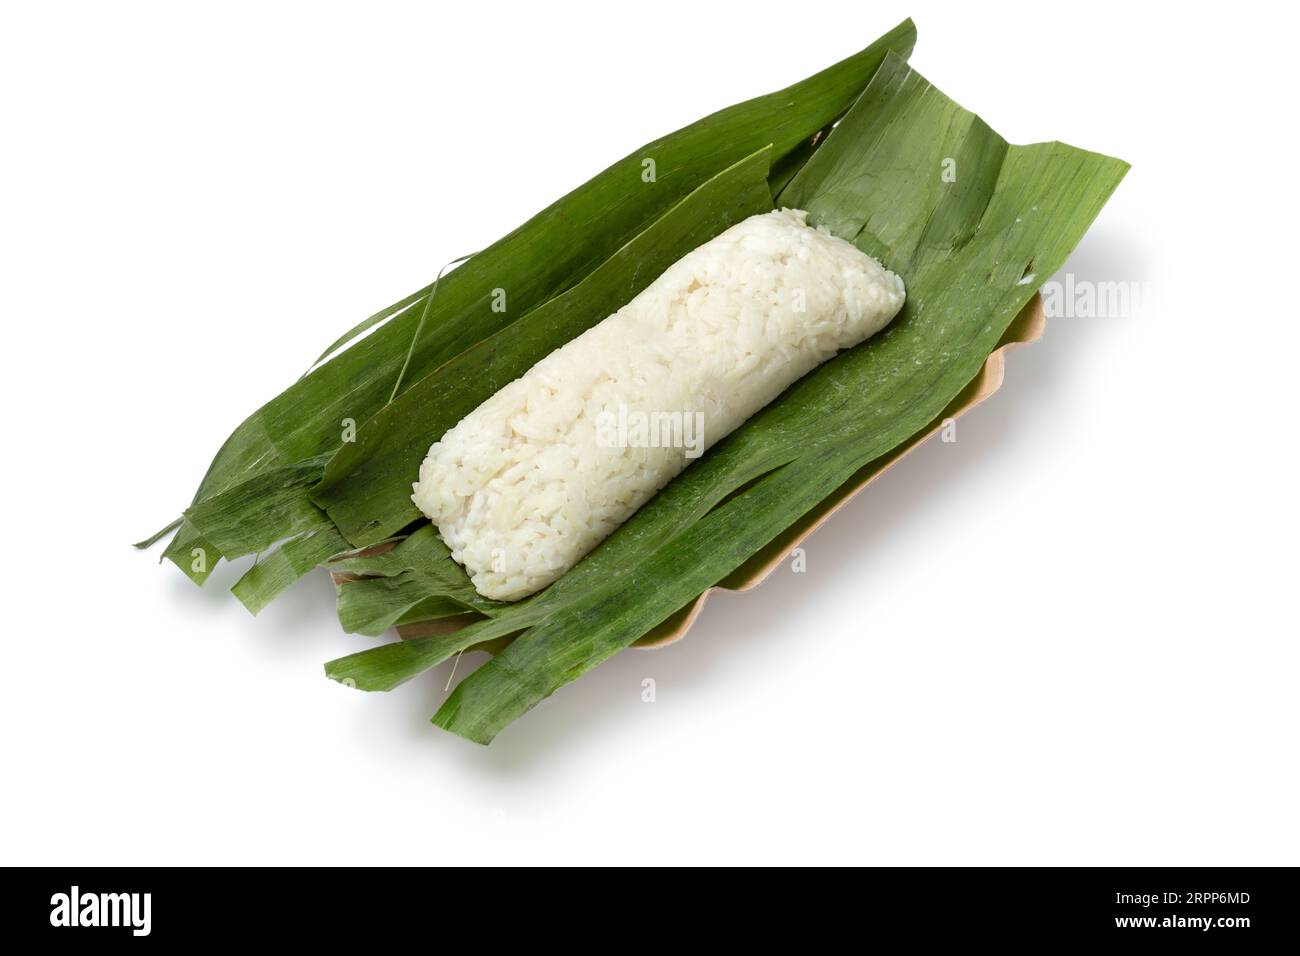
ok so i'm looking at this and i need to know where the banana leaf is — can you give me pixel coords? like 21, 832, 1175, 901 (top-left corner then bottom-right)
330, 525, 504, 635
326, 52, 1128, 743
151, 20, 917, 590
230, 523, 348, 615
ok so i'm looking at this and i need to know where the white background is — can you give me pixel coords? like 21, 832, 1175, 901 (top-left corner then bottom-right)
2, 1, 1296, 865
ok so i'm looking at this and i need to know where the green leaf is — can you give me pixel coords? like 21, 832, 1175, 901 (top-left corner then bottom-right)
231, 524, 348, 615
300, 282, 435, 377
183, 456, 333, 559
329, 52, 1127, 742
161, 521, 220, 585
336, 577, 471, 638
132, 517, 182, 551
330, 525, 502, 635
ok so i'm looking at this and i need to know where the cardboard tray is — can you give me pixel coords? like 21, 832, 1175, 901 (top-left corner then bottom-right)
346, 292, 1046, 651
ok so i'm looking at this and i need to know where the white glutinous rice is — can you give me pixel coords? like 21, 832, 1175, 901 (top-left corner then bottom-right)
412, 208, 906, 600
